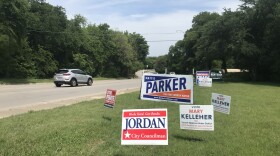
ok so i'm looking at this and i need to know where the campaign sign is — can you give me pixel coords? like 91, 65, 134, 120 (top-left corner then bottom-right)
198, 77, 212, 87
211, 93, 231, 114
104, 89, 117, 108
121, 109, 168, 145
180, 105, 214, 131
196, 71, 210, 84
140, 74, 193, 104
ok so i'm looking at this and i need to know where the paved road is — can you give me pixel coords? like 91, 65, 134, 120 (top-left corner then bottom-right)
0, 79, 141, 118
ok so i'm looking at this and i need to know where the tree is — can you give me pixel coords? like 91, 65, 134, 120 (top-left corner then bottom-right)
105, 31, 139, 78
33, 46, 58, 78
127, 32, 149, 63
200, 10, 246, 73
0, 0, 30, 77
167, 40, 187, 74
145, 57, 157, 69
72, 53, 94, 75
0, 0, 149, 79
238, 0, 280, 80
182, 12, 220, 71
27, 0, 68, 73
154, 55, 168, 73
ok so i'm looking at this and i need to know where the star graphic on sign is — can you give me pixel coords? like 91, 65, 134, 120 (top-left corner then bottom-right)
124, 131, 131, 138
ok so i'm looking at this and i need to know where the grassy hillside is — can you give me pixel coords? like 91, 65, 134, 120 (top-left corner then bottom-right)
0, 82, 279, 155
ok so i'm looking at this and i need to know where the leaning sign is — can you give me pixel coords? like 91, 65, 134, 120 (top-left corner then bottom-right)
104, 89, 117, 108
121, 109, 168, 145
211, 93, 231, 114
180, 105, 214, 131
140, 74, 193, 104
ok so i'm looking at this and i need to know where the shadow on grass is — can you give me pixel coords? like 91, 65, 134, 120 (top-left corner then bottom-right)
102, 115, 112, 121
172, 134, 205, 142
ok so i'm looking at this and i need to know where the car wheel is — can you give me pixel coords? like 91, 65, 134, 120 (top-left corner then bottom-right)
55, 83, 61, 87
70, 79, 77, 87
87, 79, 93, 86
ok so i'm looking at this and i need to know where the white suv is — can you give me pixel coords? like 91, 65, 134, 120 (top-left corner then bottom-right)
53, 69, 93, 87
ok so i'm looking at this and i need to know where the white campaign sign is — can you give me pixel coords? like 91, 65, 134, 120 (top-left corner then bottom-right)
198, 77, 212, 87
211, 93, 231, 114
180, 105, 214, 131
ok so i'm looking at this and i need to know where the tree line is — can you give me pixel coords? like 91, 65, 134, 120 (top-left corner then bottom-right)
151, 0, 280, 81
0, 0, 149, 78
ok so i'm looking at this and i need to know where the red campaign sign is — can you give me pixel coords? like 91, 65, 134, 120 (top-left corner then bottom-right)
123, 111, 166, 117
121, 109, 168, 145
104, 89, 117, 108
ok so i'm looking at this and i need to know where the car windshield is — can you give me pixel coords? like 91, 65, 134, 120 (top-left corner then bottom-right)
211, 70, 221, 73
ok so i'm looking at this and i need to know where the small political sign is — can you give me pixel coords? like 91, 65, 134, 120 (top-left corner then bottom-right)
198, 77, 212, 87
140, 73, 193, 104
121, 109, 168, 145
104, 89, 117, 108
211, 93, 231, 114
196, 71, 210, 84
180, 105, 214, 131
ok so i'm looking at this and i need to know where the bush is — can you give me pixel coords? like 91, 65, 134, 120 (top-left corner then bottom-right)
223, 72, 251, 82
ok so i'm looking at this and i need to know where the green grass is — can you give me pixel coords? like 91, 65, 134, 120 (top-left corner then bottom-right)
0, 78, 53, 84
0, 82, 279, 155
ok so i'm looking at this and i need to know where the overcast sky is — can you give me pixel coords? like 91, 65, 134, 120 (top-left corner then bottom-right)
45, 0, 242, 56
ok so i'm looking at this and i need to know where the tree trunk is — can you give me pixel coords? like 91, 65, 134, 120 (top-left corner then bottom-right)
222, 59, 227, 74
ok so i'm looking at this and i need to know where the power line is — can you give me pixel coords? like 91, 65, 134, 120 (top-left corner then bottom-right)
142, 32, 179, 35
26, 29, 182, 42
147, 40, 179, 42
26, 28, 184, 36
27, 29, 69, 34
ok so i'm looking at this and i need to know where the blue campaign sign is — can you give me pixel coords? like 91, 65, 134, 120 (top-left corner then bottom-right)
140, 74, 193, 104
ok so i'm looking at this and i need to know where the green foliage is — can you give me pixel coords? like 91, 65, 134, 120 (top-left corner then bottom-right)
167, 0, 280, 81
211, 60, 222, 69
167, 40, 188, 73
34, 46, 58, 78
223, 72, 251, 82
145, 56, 157, 69
12, 39, 36, 78
154, 55, 168, 73
127, 32, 149, 63
0, 0, 148, 79
73, 53, 94, 76
0, 0, 29, 78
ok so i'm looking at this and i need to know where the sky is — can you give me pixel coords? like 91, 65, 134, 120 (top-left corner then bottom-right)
45, 0, 242, 56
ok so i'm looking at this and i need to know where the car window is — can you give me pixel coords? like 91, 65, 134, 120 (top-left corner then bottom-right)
57, 70, 68, 74
71, 70, 79, 74
73, 70, 84, 75
79, 70, 86, 75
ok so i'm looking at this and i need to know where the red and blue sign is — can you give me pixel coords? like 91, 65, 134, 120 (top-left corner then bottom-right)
140, 74, 193, 104
196, 71, 210, 84
121, 109, 168, 145
104, 89, 117, 108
